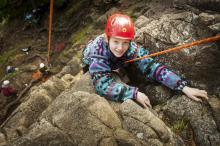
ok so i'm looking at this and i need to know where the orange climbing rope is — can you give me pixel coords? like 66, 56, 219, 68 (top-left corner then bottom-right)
47, 0, 54, 64
125, 34, 220, 64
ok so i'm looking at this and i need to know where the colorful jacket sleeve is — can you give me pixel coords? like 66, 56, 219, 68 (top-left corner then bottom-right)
89, 57, 138, 101
128, 43, 187, 90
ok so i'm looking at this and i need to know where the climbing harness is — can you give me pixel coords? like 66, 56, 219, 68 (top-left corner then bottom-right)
125, 34, 220, 63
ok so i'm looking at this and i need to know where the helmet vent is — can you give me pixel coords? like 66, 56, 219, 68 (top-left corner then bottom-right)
122, 27, 127, 32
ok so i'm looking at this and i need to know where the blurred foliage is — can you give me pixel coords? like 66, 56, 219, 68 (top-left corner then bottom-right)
0, 0, 68, 22
0, 0, 8, 9
71, 24, 93, 45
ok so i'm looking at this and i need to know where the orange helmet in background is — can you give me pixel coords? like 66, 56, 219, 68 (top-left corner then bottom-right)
105, 13, 135, 40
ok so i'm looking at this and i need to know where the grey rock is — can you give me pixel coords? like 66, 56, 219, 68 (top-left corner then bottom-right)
39, 91, 121, 145
209, 23, 220, 32
11, 119, 74, 146
135, 15, 150, 29
173, 0, 220, 11
96, 7, 119, 28
93, 0, 119, 6
60, 55, 70, 64
165, 95, 220, 146
113, 128, 142, 146
199, 13, 216, 25
208, 96, 220, 130
57, 57, 80, 77
39, 76, 67, 98
136, 12, 200, 46
99, 137, 117, 146
135, 11, 220, 94
144, 85, 172, 105
2, 76, 68, 142
0, 133, 7, 146
60, 74, 75, 87
72, 72, 96, 93
120, 100, 184, 146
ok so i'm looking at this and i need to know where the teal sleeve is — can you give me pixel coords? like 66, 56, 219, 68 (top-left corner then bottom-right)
89, 58, 138, 101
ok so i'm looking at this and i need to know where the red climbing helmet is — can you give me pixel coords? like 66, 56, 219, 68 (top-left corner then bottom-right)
105, 13, 135, 40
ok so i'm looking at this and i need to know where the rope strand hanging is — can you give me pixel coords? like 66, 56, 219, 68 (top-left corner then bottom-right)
47, 0, 54, 65
125, 34, 220, 64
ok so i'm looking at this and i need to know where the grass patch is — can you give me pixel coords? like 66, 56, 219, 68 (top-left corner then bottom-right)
71, 24, 93, 45
0, 70, 19, 82
64, 0, 88, 19
0, 49, 18, 66
171, 118, 189, 134
0, 16, 8, 31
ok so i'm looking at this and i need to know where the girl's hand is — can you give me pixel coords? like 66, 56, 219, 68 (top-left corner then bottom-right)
182, 86, 208, 102
135, 92, 152, 108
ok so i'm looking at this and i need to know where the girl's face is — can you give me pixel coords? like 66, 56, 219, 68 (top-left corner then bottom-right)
108, 37, 130, 57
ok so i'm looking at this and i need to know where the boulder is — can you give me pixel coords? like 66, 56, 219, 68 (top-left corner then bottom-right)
2, 76, 68, 143
144, 85, 173, 105
165, 95, 220, 146
12, 91, 122, 145
120, 100, 184, 146
57, 57, 81, 77
208, 96, 220, 131
96, 7, 119, 28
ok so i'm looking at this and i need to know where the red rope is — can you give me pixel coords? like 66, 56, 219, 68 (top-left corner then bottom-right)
125, 34, 220, 63
47, 0, 54, 64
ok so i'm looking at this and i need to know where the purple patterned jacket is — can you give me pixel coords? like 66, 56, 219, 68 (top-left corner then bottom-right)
82, 34, 187, 101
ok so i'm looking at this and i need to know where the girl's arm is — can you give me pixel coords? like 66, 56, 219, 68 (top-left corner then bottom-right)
89, 58, 138, 101
129, 44, 208, 102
